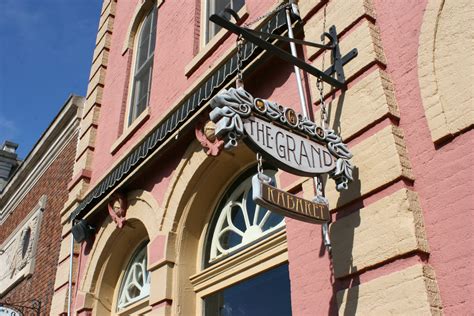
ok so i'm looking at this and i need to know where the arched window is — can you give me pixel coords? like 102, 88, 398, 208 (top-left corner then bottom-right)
116, 241, 150, 311
205, 169, 285, 265
128, 4, 157, 125
199, 168, 292, 315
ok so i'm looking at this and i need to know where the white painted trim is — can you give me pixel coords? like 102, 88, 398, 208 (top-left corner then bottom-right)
122, 3, 157, 134
0, 196, 46, 295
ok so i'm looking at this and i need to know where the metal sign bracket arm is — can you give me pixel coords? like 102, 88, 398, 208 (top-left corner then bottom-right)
210, 11, 358, 89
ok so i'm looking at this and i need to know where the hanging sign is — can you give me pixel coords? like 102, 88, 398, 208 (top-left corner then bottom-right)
243, 116, 335, 176
252, 174, 330, 223
209, 87, 353, 191
209, 87, 353, 224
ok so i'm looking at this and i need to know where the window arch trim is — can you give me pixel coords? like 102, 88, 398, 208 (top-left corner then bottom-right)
204, 168, 285, 266
121, 0, 164, 55
116, 240, 151, 311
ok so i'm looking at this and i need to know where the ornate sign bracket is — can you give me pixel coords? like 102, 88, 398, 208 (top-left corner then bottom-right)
0, 299, 41, 316
210, 9, 358, 89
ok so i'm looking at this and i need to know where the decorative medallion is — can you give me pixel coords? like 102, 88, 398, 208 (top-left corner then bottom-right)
195, 120, 224, 156
107, 193, 128, 229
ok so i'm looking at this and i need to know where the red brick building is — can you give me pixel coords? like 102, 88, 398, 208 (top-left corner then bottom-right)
0, 96, 83, 315
52, 0, 472, 315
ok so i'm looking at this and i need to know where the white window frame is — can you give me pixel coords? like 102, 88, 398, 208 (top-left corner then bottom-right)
126, 4, 158, 126
208, 170, 285, 263
116, 242, 151, 311
202, 0, 246, 46
189, 168, 289, 313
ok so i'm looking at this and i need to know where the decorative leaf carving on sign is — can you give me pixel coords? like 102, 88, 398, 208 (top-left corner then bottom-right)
209, 87, 354, 191
210, 88, 253, 149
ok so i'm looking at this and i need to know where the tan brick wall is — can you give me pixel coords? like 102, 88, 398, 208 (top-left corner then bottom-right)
50, 2, 117, 315
76, 127, 97, 159
83, 90, 103, 116
330, 189, 429, 278
50, 286, 69, 315
326, 125, 414, 209
418, 0, 474, 143
303, 0, 375, 58
337, 264, 443, 315
86, 67, 106, 99
80, 106, 101, 139
93, 33, 112, 61
89, 50, 109, 80
73, 151, 94, 177
317, 69, 398, 140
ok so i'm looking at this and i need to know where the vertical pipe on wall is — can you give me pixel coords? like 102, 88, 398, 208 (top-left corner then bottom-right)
67, 235, 74, 316
285, 1, 332, 253
284, 5, 308, 117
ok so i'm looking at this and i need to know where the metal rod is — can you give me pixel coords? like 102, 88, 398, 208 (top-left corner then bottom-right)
67, 234, 74, 316
285, 2, 332, 254
209, 14, 345, 88
245, 28, 335, 49
284, 7, 308, 117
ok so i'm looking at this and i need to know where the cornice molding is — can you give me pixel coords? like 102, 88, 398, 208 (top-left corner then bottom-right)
0, 96, 83, 224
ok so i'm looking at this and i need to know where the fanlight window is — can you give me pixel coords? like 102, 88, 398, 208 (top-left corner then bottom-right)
208, 170, 285, 263
117, 242, 150, 310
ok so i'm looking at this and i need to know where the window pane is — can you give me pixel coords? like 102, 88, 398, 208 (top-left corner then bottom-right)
204, 264, 292, 316
129, 5, 157, 125
136, 15, 152, 68
117, 242, 151, 310
130, 66, 151, 122
149, 9, 157, 54
206, 0, 245, 43
205, 169, 285, 265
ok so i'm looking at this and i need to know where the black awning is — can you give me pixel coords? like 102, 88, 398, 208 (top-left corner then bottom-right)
70, 9, 289, 222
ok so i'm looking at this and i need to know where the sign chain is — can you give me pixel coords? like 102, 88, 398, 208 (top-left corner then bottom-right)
315, 3, 332, 255
256, 152, 263, 176
243, 2, 290, 28
236, 2, 290, 89
236, 34, 244, 88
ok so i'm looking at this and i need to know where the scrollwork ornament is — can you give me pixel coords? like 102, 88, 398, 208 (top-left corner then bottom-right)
210, 88, 253, 149
331, 158, 353, 191
325, 129, 353, 160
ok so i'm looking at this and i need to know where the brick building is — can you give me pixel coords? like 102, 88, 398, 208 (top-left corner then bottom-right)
51, 0, 472, 315
0, 96, 83, 315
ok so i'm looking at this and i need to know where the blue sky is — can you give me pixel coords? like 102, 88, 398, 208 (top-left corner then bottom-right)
0, 0, 102, 159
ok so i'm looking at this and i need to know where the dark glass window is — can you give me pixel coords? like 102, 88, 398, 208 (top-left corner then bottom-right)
129, 4, 158, 125
204, 264, 292, 316
205, 0, 245, 43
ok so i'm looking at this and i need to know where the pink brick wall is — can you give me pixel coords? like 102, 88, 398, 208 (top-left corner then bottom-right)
374, 1, 474, 313
81, 0, 473, 314
89, 0, 277, 186
286, 1, 473, 315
